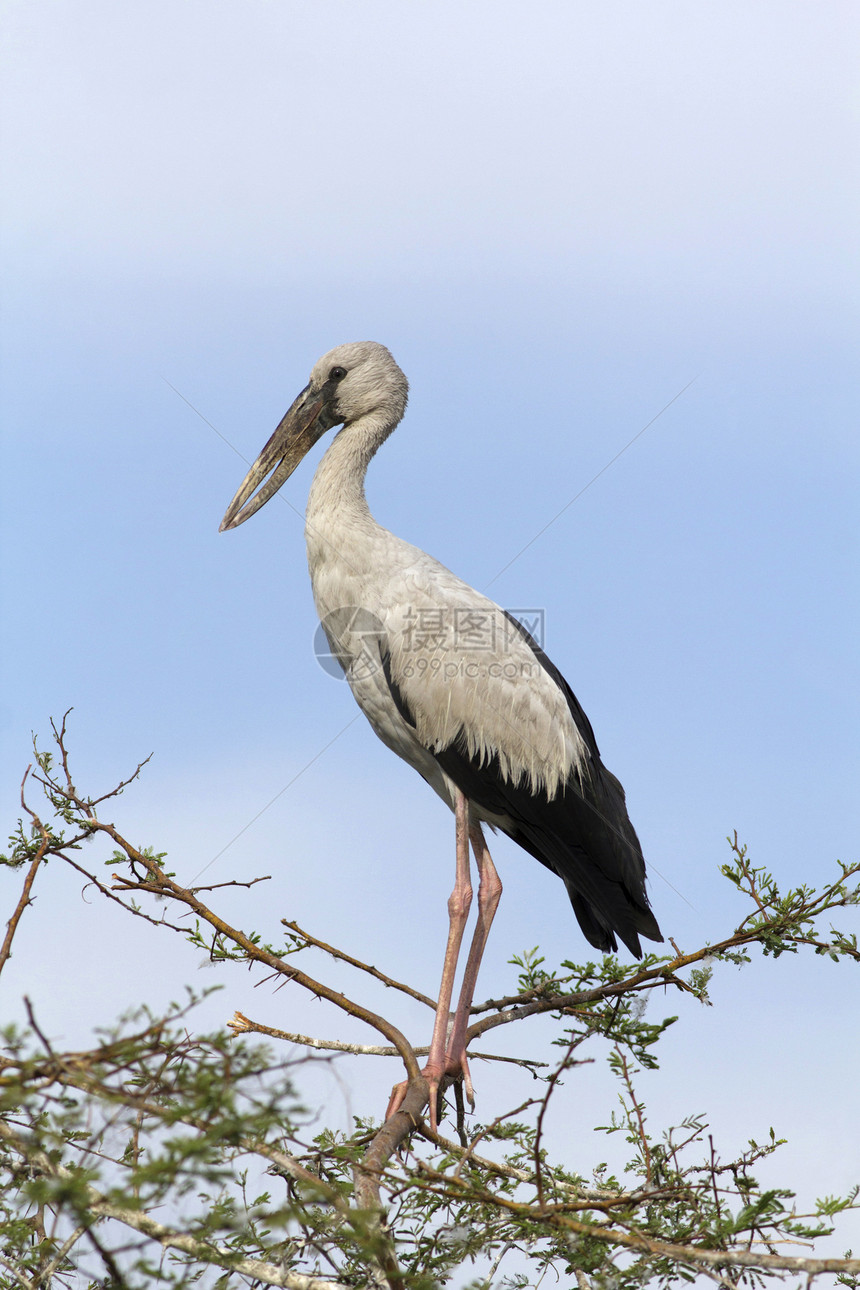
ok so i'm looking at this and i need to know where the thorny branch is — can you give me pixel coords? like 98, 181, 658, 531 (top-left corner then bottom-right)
23, 755, 421, 1086
533, 1028, 591, 1208
228, 1010, 547, 1070
2, 721, 858, 1289
402, 1158, 860, 1278
0, 770, 49, 977
282, 920, 438, 1010
0, 1119, 346, 1290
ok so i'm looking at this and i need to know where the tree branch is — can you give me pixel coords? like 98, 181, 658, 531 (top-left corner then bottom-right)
0, 769, 49, 977
282, 919, 437, 1010
227, 1011, 547, 1070
410, 1172, 860, 1278
29, 760, 422, 1083
0, 1118, 348, 1290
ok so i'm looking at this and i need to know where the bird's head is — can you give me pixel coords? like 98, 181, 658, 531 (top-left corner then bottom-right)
219, 341, 408, 531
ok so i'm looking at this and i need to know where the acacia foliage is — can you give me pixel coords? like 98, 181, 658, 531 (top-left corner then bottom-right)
1, 718, 858, 1289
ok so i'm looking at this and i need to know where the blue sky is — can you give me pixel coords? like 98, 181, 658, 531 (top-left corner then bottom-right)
2, 0, 858, 1261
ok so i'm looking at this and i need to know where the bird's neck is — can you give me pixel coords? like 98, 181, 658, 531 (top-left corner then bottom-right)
305, 411, 396, 563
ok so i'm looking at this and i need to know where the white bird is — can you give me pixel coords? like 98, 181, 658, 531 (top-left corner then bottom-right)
220, 341, 662, 1127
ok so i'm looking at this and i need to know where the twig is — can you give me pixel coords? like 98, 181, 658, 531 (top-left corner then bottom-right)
451, 1098, 539, 1182
460, 928, 797, 1046
56, 854, 186, 933
24, 996, 56, 1058
48, 709, 152, 811
399, 1168, 860, 1278
0, 1253, 35, 1290
38, 756, 421, 1083
0, 769, 49, 976
485, 1239, 515, 1284
82, 1221, 131, 1290
535, 1031, 589, 1207
283, 920, 437, 1010
190, 874, 272, 893
226, 1013, 546, 1068
0, 1119, 348, 1290
228, 1013, 412, 1054
615, 1047, 652, 1186
470, 981, 570, 1014
39, 1223, 89, 1284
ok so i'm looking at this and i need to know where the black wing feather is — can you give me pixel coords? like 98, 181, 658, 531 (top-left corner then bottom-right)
382, 622, 662, 959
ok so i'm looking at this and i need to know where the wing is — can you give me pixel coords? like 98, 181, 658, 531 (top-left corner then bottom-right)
314, 547, 661, 957
379, 567, 590, 801
381, 593, 662, 958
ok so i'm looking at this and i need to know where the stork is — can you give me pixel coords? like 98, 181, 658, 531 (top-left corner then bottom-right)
220, 341, 662, 1128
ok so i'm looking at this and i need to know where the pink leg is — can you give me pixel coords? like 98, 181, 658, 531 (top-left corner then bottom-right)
444, 822, 503, 1106
387, 788, 473, 1131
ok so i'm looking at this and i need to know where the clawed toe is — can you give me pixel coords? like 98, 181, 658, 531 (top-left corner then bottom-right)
385, 1050, 474, 1134
386, 1078, 409, 1122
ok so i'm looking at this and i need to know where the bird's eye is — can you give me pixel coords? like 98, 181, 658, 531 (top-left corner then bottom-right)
329, 366, 347, 382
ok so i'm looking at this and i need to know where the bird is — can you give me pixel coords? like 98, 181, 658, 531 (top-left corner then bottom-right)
220, 341, 662, 1127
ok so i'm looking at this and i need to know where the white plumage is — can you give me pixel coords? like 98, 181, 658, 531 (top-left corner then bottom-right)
221, 340, 661, 1125
315, 552, 589, 805
301, 344, 587, 807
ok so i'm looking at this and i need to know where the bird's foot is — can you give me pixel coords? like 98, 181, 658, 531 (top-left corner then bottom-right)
386, 1049, 475, 1134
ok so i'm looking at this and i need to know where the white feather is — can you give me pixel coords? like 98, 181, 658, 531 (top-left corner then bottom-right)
302, 344, 589, 813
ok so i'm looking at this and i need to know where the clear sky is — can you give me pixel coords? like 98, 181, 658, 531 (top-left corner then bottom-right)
2, 0, 858, 1264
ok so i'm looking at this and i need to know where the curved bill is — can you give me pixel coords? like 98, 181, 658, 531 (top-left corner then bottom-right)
219, 385, 329, 531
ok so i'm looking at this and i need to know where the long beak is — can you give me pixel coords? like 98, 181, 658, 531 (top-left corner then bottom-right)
219, 385, 330, 531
